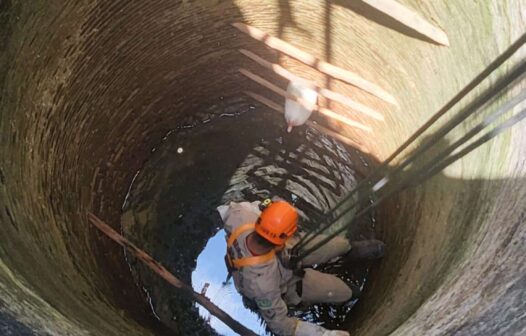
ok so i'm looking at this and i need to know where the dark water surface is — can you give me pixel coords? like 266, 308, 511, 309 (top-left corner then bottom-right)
120, 98, 375, 335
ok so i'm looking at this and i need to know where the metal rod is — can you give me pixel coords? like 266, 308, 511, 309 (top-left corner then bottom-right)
294, 58, 526, 253
328, 33, 526, 217
295, 98, 526, 262
293, 33, 526, 250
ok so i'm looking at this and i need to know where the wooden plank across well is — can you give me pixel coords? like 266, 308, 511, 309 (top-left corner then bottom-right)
87, 212, 258, 336
359, 0, 449, 46
240, 68, 373, 132
240, 49, 385, 121
232, 22, 398, 106
244, 90, 370, 154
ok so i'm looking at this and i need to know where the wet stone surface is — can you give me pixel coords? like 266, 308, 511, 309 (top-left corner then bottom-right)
120, 100, 376, 335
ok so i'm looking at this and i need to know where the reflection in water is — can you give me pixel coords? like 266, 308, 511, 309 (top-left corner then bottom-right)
192, 229, 267, 336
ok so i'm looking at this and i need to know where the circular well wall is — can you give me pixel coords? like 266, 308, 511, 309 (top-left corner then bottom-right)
0, 0, 525, 335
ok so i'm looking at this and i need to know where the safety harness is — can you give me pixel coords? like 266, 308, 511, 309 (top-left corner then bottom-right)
225, 223, 276, 270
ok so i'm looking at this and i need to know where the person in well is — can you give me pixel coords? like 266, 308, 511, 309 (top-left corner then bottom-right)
217, 199, 385, 336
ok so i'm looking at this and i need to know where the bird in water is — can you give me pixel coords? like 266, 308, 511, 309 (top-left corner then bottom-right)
284, 81, 318, 133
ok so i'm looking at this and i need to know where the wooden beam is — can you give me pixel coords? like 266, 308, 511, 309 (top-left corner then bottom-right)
87, 212, 258, 336
359, 0, 449, 46
239, 49, 385, 121
232, 22, 398, 106
240, 68, 373, 132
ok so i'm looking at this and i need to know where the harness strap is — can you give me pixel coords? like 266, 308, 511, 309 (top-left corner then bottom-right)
227, 223, 276, 269
231, 250, 275, 268
227, 223, 255, 247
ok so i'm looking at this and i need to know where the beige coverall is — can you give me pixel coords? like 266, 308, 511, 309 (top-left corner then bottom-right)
217, 201, 352, 336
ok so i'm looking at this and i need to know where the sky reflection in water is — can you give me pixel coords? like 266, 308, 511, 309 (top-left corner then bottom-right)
192, 229, 268, 336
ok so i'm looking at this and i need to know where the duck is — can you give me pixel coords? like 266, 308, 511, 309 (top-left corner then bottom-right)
284, 81, 318, 133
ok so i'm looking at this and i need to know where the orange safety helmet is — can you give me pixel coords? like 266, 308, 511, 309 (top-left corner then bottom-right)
256, 201, 298, 245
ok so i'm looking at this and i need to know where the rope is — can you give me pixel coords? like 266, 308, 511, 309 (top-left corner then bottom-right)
293, 33, 526, 253
292, 45, 526, 254
292, 60, 526, 262
295, 101, 526, 263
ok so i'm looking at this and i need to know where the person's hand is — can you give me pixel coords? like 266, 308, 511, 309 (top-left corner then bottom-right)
279, 247, 302, 270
